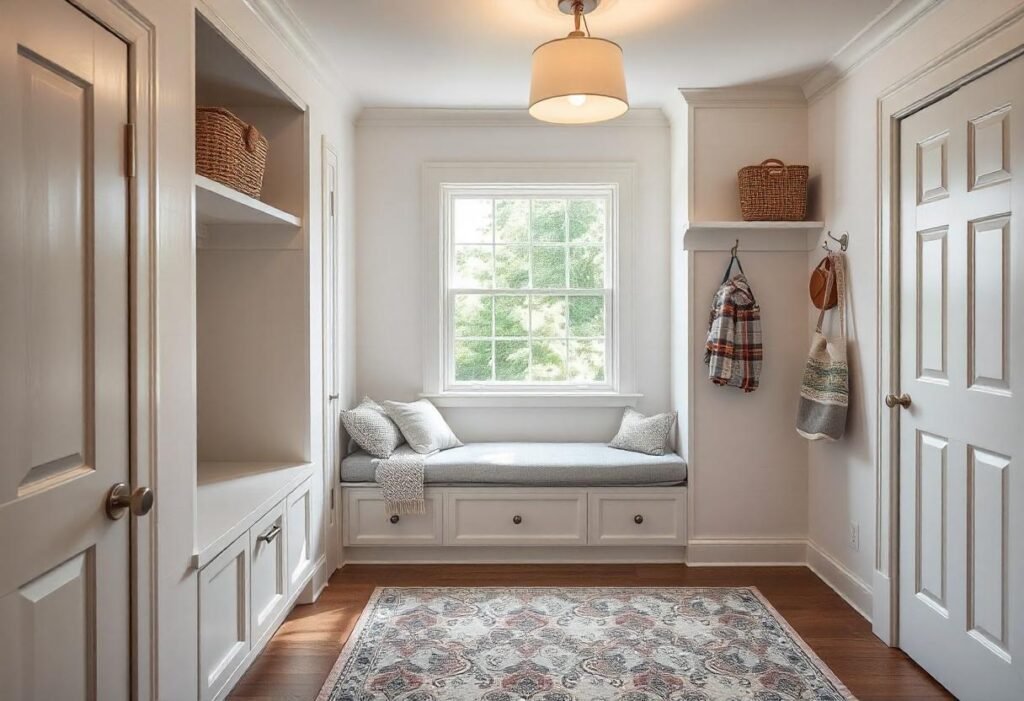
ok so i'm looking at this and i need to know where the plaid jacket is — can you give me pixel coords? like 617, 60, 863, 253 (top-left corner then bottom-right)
705, 273, 763, 392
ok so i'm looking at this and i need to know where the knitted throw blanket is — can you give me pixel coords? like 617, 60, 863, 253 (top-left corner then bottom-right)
373, 451, 425, 515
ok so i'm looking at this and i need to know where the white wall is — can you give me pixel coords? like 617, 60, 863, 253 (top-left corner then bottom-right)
806, 0, 1024, 614
354, 111, 671, 441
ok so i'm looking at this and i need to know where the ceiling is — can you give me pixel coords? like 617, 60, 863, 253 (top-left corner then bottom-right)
286, 0, 895, 108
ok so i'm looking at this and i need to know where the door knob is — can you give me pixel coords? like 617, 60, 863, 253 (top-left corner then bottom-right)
884, 393, 912, 409
106, 483, 154, 520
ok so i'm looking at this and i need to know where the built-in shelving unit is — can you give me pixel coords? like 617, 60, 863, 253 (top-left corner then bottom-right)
193, 10, 310, 564
683, 220, 825, 252
195, 174, 301, 228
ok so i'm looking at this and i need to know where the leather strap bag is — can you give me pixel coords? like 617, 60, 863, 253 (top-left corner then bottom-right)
797, 253, 848, 441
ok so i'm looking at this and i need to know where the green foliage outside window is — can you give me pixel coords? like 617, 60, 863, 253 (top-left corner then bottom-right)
450, 195, 610, 384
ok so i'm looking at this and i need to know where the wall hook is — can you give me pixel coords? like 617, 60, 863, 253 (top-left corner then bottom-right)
730, 239, 739, 257
822, 230, 849, 252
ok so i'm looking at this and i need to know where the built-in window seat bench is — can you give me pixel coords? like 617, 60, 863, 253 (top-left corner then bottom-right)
340, 442, 688, 563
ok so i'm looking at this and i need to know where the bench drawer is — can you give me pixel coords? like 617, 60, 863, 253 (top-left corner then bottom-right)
344, 488, 443, 546
249, 501, 287, 644
588, 489, 687, 545
445, 489, 587, 546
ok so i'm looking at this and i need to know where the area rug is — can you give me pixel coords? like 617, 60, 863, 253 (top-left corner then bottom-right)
317, 587, 856, 701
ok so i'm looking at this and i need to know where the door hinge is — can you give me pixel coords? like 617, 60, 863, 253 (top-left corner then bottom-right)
125, 123, 136, 178
330, 488, 335, 510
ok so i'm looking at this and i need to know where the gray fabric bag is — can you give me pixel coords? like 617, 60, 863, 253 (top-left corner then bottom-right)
797, 253, 849, 441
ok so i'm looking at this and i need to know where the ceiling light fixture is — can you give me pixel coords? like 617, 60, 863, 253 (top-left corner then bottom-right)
529, 0, 628, 124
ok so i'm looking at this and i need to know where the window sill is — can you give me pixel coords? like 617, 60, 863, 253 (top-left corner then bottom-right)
420, 392, 643, 408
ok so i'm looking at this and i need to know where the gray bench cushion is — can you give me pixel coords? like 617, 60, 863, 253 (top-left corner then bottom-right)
341, 442, 687, 487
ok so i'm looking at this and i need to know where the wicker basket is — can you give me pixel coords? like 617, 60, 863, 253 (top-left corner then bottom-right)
196, 107, 269, 199
738, 158, 808, 221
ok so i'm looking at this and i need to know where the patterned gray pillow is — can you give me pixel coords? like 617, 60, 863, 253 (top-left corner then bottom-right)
380, 398, 462, 454
340, 397, 405, 459
609, 407, 676, 456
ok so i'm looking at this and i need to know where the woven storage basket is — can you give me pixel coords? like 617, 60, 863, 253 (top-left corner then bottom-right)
196, 107, 269, 199
738, 158, 808, 221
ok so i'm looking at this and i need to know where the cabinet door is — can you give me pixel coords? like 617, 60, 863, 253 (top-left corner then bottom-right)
344, 488, 443, 546
588, 489, 687, 546
250, 501, 287, 644
199, 534, 249, 701
286, 477, 313, 592
444, 489, 587, 546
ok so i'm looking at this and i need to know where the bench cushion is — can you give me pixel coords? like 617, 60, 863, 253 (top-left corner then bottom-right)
341, 442, 687, 487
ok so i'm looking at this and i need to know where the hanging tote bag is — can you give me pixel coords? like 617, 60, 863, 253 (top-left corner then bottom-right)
797, 252, 848, 440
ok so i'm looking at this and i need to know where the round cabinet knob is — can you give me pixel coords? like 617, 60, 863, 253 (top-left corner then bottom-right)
512, 514, 522, 525
389, 514, 400, 524
884, 393, 912, 409
634, 514, 644, 525
105, 483, 154, 520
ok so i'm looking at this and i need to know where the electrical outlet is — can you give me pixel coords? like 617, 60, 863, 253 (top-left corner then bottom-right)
848, 522, 860, 551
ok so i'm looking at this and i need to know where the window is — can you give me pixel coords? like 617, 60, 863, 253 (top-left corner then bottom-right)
442, 186, 616, 392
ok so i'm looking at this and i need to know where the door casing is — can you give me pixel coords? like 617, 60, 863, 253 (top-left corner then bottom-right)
61, 0, 158, 697
877, 8, 1024, 646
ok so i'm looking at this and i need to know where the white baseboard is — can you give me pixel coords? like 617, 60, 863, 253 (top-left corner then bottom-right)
685, 538, 808, 566
296, 555, 328, 605
343, 545, 686, 564
872, 570, 894, 645
806, 540, 873, 621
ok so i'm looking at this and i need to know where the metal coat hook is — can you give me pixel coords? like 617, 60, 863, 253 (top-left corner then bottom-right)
730, 239, 739, 257
822, 230, 849, 252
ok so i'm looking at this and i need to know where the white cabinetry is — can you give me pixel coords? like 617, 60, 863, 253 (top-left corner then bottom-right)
342, 486, 687, 551
199, 536, 249, 701
249, 502, 287, 643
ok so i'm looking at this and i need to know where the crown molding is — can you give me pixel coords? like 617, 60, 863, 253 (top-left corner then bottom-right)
801, 0, 942, 102
677, 86, 807, 109
243, 0, 357, 109
356, 107, 670, 128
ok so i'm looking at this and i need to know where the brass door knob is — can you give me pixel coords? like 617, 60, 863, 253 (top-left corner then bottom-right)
106, 483, 154, 520
884, 393, 912, 409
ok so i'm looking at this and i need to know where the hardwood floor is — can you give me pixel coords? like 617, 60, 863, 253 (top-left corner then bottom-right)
229, 564, 952, 701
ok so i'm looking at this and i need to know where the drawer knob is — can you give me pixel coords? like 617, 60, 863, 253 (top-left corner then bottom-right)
634, 514, 644, 525
512, 514, 522, 525
389, 514, 400, 524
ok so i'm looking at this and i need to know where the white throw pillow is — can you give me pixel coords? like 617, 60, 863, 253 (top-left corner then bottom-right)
609, 407, 676, 456
340, 397, 405, 459
381, 398, 462, 454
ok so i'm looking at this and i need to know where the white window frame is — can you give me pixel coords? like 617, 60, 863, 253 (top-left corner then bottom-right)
420, 162, 640, 408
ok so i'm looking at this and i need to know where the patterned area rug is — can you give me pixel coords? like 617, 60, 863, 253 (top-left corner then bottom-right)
317, 587, 856, 701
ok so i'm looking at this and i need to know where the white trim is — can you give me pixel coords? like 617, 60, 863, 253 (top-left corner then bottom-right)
421, 162, 639, 404
874, 8, 1024, 647
806, 540, 874, 621
684, 538, 809, 566
421, 392, 641, 408
677, 86, 807, 108
244, 0, 356, 107
341, 545, 686, 564
357, 107, 670, 129
802, 0, 942, 103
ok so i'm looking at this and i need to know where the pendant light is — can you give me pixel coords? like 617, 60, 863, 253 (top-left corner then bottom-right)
529, 0, 628, 124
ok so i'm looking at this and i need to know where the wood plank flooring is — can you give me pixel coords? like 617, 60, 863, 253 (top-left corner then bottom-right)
228, 564, 952, 701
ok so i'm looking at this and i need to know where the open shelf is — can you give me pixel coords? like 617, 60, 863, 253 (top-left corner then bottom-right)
194, 461, 313, 568
195, 174, 301, 228
683, 220, 825, 252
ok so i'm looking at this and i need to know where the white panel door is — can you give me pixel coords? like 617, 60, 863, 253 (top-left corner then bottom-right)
0, 0, 131, 699
898, 55, 1024, 700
